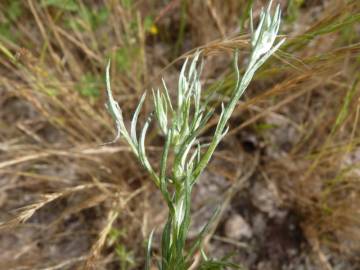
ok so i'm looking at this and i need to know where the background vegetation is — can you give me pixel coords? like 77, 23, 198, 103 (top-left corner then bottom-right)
0, 0, 359, 269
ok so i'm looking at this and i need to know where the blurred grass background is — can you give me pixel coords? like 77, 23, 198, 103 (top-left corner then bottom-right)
0, 0, 359, 269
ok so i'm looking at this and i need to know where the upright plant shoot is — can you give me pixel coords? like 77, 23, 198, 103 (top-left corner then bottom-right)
104, 1, 284, 269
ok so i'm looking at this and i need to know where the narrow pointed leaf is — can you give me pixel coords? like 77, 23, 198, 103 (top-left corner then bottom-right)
131, 93, 146, 145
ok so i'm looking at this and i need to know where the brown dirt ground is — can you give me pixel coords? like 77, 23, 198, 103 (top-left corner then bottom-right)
0, 0, 359, 269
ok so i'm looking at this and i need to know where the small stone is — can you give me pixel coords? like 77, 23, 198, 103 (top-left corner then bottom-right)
251, 180, 285, 218
252, 213, 267, 236
224, 214, 253, 240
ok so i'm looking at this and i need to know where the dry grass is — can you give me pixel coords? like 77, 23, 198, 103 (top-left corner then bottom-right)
0, 0, 359, 269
